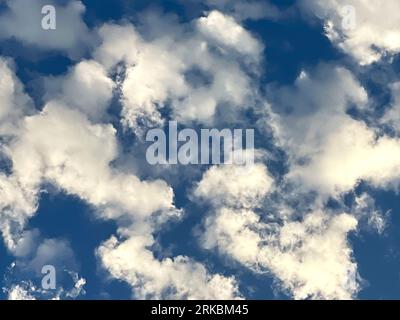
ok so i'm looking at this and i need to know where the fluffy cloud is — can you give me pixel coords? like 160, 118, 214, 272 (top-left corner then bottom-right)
98, 232, 242, 300
202, 208, 360, 299
0, 0, 92, 57
0, 62, 176, 295
2, 1, 396, 300
201, 208, 264, 268
194, 162, 360, 299
268, 65, 368, 154
289, 118, 400, 194
265, 212, 359, 300
268, 64, 400, 195
0, 175, 38, 252
197, 10, 263, 56
194, 163, 273, 209
94, 10, 262, 132
9, 101, 175, 219
0, 7, 262, 299
7, 284, 36, 300
0, 53, 243, 299
44, 60, 115, 122
300, 0, 400, 64
0, 57, 38, 253
195, 63, 400, 299
0, 57, 34, 135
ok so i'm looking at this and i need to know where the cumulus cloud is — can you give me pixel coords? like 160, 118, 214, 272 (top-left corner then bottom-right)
94, 10, 262, 132
9, 101, 175, 219
201, 208, 265, 268
197, 10, 263, 56
266, 211, 359, 299
98, 232, 242, 300
0, 56, 176, 297
194, 161, 360, 299
194, 163, 273, 209
299, 0, 400, 64
267, 64, 400, 195
202, 208, 360, 299
0, 51, 242, 299
0, 57, 34, 135
80, 11, 269, 296
2, 1, 396, 300
0, 57, 38, 253
44, 60, 115, 122
0, 0, 92, 57
289, 118, 400, 195
268, 65, 368, 153
195, 62, 400, 299
0, 175, 38, 252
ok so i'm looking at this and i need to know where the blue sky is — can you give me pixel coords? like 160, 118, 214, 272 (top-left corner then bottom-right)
1, 0, 400, 300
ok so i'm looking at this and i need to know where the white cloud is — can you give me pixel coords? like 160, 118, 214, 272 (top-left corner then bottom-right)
200, 206, 360, 299
94, 24, 142, 70
194, 159, 360, 299
289, 118, 400, 195
0, 57, 34, 135
0, 47, 244, 299
201, 208, 264, 268
9, 101, 175, 219
0, 175, 38, 253
97, 232, 242, 300
45, 60, 115, 122
194, 163, 273, 209
352, 193, 387, 234
268, 64, 400, 196
6, 274, 86, 300
265, 211, 359, 300
300, 0, 400, 64
0, 57, 38, 253
0, 0, 92, 57
0, 81, 177, 290
197, 10, 263, 56
0, 66, 240, 299
2, 4, 394, 301
119, 33, 188, 131
94, 10, 262, 131
8, 284, 36, 300
269, 65, 368, 155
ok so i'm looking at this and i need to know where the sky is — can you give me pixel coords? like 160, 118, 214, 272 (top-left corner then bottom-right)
1, 0, 400, 300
